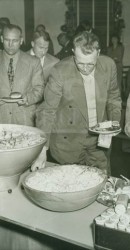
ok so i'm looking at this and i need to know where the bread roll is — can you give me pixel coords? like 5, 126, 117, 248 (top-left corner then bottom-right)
10, 92, 22, 99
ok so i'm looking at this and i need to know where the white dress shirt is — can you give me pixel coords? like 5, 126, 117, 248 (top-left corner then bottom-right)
3, 50, 20, 73
80, 70, 97, 128
30, 49, 45, 67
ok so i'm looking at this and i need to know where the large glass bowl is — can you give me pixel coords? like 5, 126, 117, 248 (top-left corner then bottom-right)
0, 124, 46, 191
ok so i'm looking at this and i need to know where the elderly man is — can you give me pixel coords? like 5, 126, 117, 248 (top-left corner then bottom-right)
29, 30, 59, 84
34, 31, 121, 172
0, 24, 44, 126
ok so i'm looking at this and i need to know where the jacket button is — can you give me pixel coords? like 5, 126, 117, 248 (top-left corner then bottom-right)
64, 136, 67, 139
70, 121, 73, 124
69, 105, 72, 108
9, 112, 12, 114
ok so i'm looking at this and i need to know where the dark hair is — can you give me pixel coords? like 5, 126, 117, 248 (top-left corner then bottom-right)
109, 33, 122, 47
0, 18, 10, 34
57, 32, 69, 42
75, 20, 92, 35
32, 30, 50, 42
80, 19, 91, 30
2, 24, 22, 36
0, 17, 10, 26
35, 24, 46, 32
73, 31, 100, 54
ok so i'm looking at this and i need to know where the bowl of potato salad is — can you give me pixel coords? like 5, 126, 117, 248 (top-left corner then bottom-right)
23, 164, 106, 212
0, 124, 46, 192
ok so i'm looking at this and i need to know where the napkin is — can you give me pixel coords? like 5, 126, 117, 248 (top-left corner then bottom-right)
98, 134, 113, 148
98, 131, 120, 148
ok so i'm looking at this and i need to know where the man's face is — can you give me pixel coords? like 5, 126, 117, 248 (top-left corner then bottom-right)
111, 37, 118, 45
31, 37, 49, 58
58, 34, 68, 47
1, 28, 23, 55
74, 46, 100, 75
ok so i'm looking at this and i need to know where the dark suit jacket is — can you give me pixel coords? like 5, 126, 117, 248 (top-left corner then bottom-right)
0, 50, 44, 126
36, 55, 121, 167
55, 41, 73, 60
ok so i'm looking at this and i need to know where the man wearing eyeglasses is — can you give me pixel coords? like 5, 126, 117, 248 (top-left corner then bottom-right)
35, 31, 121, 173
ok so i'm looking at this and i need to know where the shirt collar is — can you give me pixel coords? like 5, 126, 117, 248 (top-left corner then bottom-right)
3, 50, 20, 61
80, 68, 95, 79
30, 49, 45, 67
3, 50, 20, 72
30, 48, 35, 56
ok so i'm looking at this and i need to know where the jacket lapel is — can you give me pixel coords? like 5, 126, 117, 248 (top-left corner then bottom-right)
71, 56, 107, 126
43, 54, 51, 80
71, 60, 89, 126
13, 51, 25, 89
44, 54, 50, 69
0, 52, 10, 91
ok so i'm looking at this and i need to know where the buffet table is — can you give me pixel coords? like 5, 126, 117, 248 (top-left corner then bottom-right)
0, 162, 106, 250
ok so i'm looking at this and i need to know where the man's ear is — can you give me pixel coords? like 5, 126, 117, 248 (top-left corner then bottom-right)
20, 37, 24, 45
98, 49, 100, 56
1, 35, 3, 43
31, 41, 34, 48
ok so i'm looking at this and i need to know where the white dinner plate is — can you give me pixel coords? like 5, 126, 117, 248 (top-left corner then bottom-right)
0, 97, 24, 103
89, 127, 121, 135
89, 121, 122, 135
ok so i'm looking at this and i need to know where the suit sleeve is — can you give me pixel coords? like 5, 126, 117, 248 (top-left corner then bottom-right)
36, 66, 63, 143
106, 59, 122, 122
125, 93, 130, 125
26, 59, 45, 105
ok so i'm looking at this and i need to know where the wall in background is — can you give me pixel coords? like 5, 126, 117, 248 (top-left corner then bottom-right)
0, 0, 67, 54
34, 0, 130, 63
0, 0, 25, 39
0, 0, 129, 64
34, 0, 67, 54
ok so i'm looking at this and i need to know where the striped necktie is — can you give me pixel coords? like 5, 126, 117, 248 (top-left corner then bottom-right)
8, 58, 14, 92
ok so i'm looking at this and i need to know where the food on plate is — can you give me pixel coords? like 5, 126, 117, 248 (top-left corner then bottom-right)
10, 92, 22, 99
91, 121, 120, 132
0, 129, 44, 150
25, 165, 105, 192
97, 176, 130, 207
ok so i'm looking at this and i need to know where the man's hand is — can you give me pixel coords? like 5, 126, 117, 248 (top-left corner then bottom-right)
31, 146, 47, 172
17, 96, 28, 106
0, 100, 5, 106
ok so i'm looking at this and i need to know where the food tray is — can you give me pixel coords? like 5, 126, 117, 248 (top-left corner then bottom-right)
94, 221, 130, 250
94, 208, 130, 250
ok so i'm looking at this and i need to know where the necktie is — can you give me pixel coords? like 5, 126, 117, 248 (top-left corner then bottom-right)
8, 58, 14, 92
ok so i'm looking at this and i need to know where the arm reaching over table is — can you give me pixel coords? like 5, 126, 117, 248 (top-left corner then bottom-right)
31, 146, 48, 172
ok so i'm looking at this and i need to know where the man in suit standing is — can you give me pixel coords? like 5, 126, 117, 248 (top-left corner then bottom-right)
55, 32, 73, 60
35, 24, 54, 56
34, 31, 121, 172
29, 30, 59, 85
0, 24, 44, 126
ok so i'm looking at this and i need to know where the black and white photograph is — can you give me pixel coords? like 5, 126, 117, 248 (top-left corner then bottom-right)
0, 0, 130, 249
